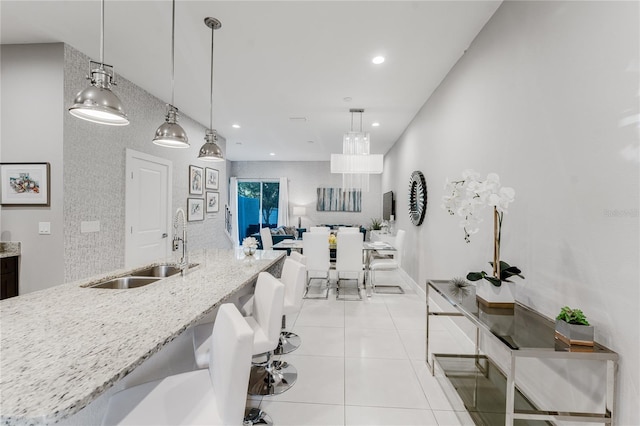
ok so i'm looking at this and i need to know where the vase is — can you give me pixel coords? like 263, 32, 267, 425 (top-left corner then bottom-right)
243, 246, 256, 256
555, 320, 594, 346
475, 280, 515, 308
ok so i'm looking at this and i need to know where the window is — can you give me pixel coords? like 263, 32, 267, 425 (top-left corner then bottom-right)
237, 180, 280, 241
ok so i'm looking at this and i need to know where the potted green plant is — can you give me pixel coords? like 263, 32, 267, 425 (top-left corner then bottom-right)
369, 218, 382, 231
555, 306, 594, 346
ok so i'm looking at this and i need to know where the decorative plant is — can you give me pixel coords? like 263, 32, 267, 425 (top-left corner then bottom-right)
370, 218, 382, 230
449, 277, 471, 299
556, 306, 590, 326
242, 236, 258, 248
442, 170, 524, 286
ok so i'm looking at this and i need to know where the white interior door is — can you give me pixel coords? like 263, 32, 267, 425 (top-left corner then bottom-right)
125, 149, 172, 268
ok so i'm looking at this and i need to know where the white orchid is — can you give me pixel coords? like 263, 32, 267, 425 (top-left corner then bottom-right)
442, 170, 515, 243
443, 170, 523, 286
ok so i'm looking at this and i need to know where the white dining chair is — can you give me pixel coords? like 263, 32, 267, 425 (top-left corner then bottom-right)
260, 226, 273, 250
302, 232, 330, 299
310, 226, 330, 233
335, 231, 364, 300
338, 226, 359, 233
101, 304, 253, 426
370, 229, 406, 294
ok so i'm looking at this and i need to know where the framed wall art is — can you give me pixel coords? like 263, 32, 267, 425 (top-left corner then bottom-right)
187, 198, 205, 221
316, 187, 361, 212
0, 162, 51, 206
189, 165, 203, 195
205, 168, 219, 190
206, 192, 219, 213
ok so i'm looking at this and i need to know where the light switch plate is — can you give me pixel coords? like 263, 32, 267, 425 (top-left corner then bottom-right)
38, 222, 51, 235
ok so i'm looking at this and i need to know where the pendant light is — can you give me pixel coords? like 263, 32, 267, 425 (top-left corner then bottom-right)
330, 109, 383, 191
198, 17, 224, 162
152, 0, 189, 148
68, 0, 129, 126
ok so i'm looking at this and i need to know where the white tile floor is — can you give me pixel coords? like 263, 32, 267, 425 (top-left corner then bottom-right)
249, 271, 476, 426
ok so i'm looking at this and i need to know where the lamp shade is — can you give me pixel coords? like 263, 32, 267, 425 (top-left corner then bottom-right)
198, 129, 224, 161
68, 79, 129, 126
330, 154, 383, 174
152, 105, 189, 148
293, 206, 306, 216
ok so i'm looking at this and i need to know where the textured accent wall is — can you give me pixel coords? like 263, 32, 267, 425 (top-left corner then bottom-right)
230, 161, 382, 231
64, 45, 231, 283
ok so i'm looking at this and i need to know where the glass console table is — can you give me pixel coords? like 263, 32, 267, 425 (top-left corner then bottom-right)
426, 279, 618, 426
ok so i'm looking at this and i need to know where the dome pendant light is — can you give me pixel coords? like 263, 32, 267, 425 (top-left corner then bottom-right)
68, 0, 129, 126
198, 17, 224, 162
152, 0, 189, 148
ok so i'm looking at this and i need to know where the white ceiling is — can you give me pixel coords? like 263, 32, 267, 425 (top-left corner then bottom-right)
1, 1, 500, 161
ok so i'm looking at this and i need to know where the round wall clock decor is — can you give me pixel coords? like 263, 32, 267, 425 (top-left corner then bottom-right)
408, 170, 427, 226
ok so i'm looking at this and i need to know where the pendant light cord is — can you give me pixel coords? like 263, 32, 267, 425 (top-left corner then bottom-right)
100, 0, 104, 69
209, 25, 215, 130
170, 0, 176, 106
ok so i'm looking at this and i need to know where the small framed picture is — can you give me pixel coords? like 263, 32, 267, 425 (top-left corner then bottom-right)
1, 162, 51, 206
206, 192, 219, 213
187, 198, 205, 221
189, 165, 203, 195
205, 168, 219, 190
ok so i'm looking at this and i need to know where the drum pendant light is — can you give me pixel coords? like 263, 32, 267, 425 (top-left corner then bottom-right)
198, 17, 224, 162
68, 0, 129, 126
152, 0, 189, 148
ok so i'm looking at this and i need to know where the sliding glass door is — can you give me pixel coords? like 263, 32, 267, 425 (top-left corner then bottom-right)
237, 180, 280, 241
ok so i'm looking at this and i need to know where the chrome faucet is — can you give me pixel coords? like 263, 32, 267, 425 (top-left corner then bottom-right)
173, 207, 189, 275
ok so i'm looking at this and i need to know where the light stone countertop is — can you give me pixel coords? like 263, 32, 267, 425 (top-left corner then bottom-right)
0, 248, 285, 426
0, 242, 20, 258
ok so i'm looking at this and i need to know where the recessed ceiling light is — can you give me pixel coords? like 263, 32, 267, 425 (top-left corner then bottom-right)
307, 140, 314, 143
343, 97, 352, 102
372, 122, 380, 127
232, 124, 241, 129
289, 117, 307, 122
269, 152, 276, 156
372, 56, 385, 65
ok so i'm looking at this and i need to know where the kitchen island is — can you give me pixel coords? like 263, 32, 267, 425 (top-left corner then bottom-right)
0, 248, 285, 426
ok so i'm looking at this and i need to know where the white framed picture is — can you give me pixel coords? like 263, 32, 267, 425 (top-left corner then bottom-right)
206, 192, 219, 213
189, 165, 203, 195
187, 198, 204, 221
205, 168, 219, 190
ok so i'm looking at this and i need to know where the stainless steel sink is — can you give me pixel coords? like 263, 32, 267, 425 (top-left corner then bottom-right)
90, 276, 161, 289
86, 263, 199, 289
131, 264, 183, 278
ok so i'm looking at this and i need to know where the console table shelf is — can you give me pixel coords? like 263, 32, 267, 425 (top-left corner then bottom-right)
426, 279, 618, 426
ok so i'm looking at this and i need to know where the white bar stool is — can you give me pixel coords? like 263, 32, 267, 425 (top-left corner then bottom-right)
101, 304, 253, 425
274, 257, 306, 354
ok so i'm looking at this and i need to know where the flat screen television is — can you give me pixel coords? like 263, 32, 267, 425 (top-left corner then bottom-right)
382, 191, 395, 220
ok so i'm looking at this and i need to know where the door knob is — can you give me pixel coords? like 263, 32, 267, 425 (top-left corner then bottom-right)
162, 233, 168, 238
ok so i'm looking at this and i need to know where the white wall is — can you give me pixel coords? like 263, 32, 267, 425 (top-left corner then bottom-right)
0, 43, 66, 293
230, 161, 382, 231
383, 1, 638, 422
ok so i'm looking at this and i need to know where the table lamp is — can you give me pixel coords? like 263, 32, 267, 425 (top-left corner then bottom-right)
293, 206, 306, 229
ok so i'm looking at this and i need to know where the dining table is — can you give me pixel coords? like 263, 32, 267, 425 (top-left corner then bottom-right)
271, 239, 396, 296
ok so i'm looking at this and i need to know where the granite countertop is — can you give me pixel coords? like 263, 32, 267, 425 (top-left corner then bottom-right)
0, 248, 285, 426
0, 242, 21, 258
